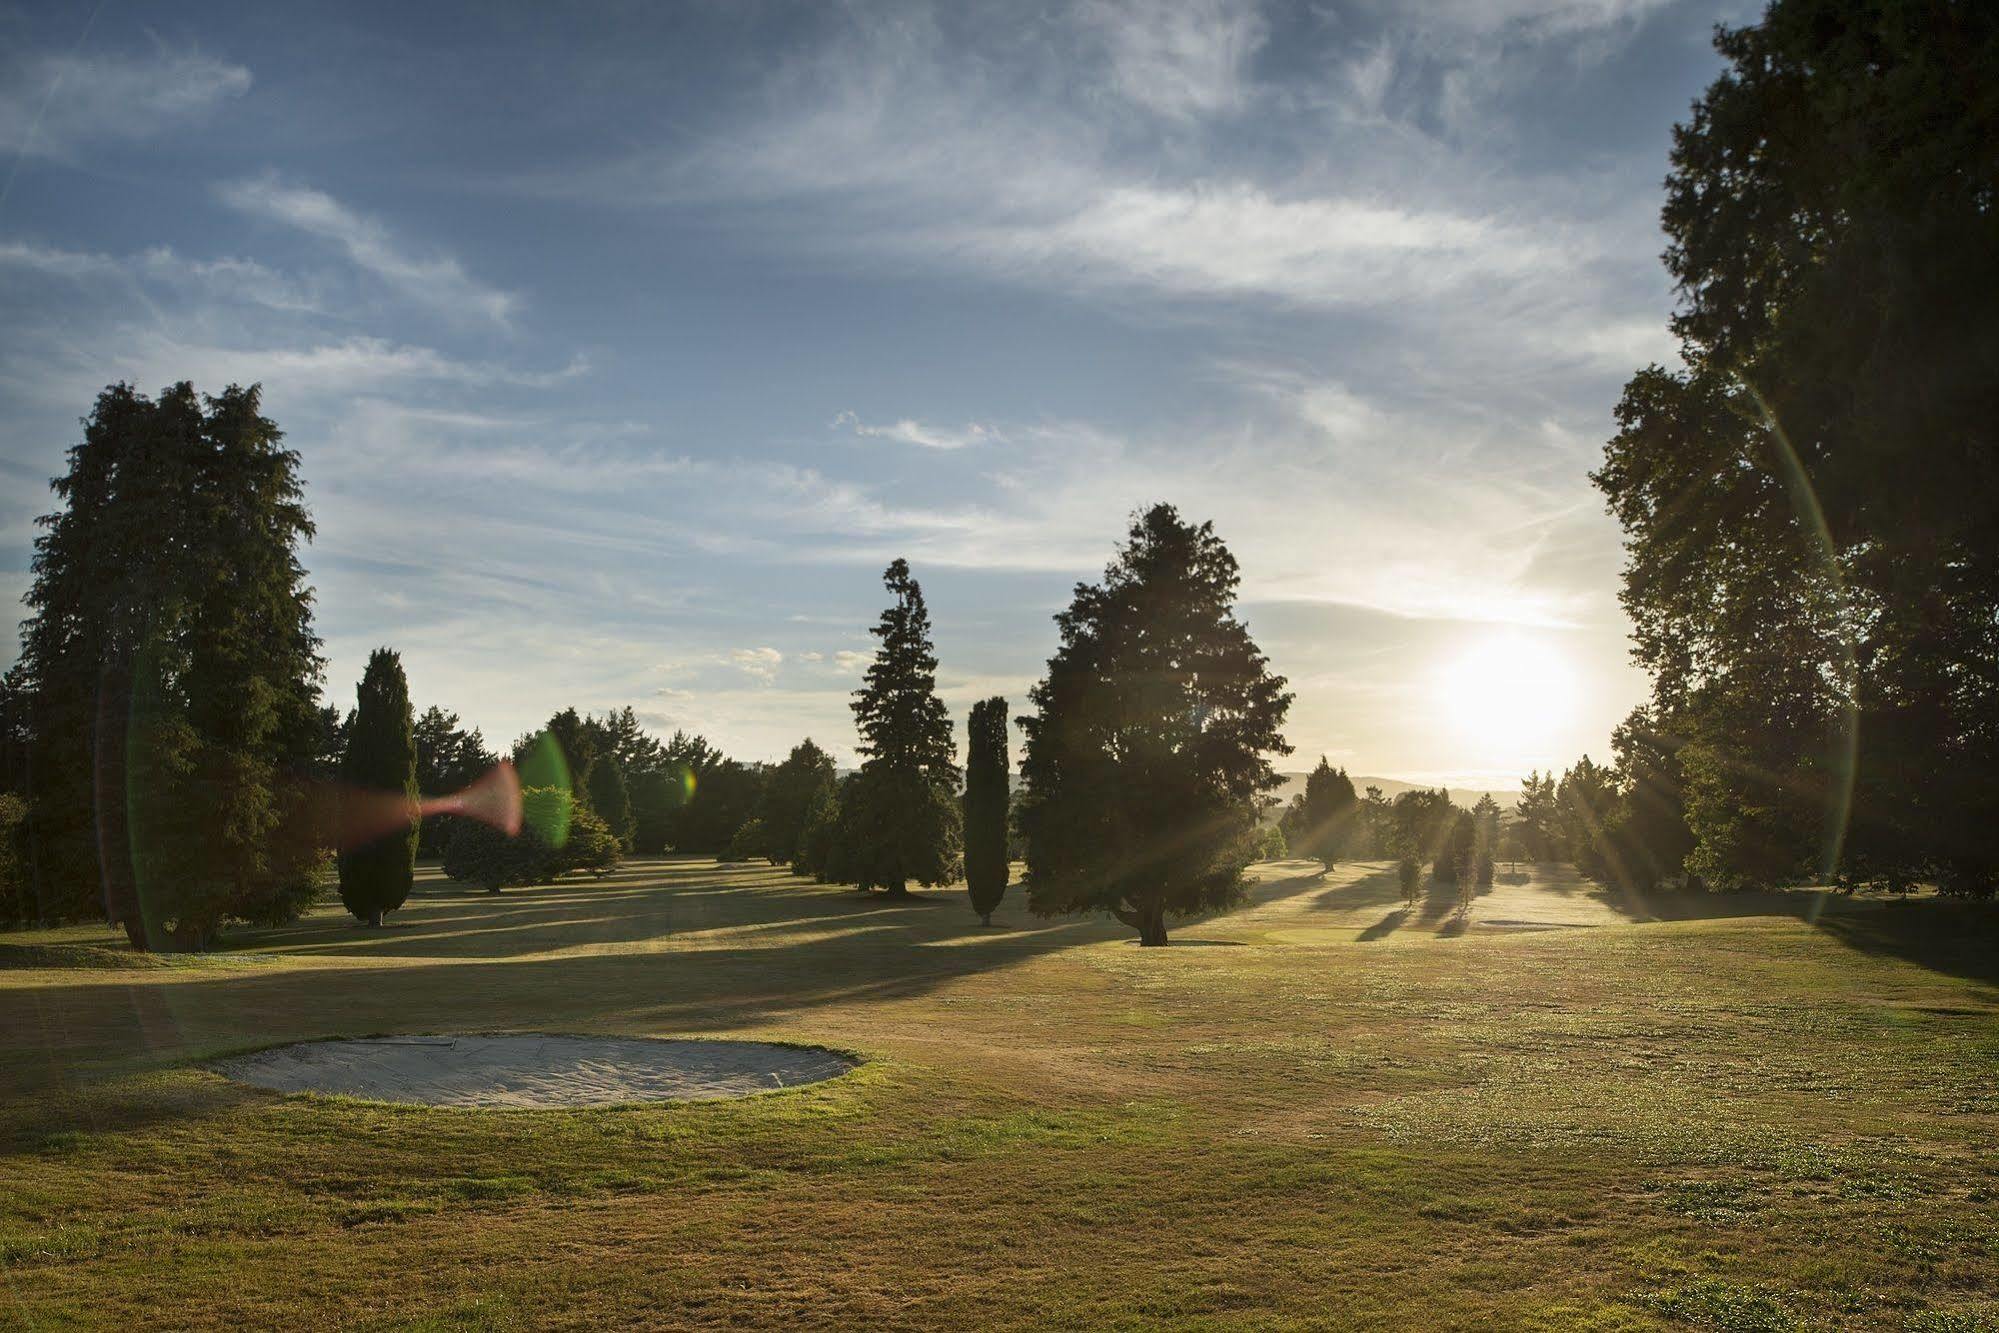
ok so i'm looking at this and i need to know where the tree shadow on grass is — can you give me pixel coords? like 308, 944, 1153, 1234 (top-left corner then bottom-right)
1356, 909, 1409, 942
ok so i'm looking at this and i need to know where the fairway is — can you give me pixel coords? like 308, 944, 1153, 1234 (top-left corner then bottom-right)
2, 861, 1994, 1329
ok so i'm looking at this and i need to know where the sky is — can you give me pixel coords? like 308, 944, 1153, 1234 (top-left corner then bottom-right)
0, 0, 1755, 786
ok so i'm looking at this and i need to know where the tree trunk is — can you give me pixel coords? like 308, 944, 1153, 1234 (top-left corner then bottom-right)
883, 881, 911, 899
979, 911, 992, 926
1136, 900, 1169, 947
368, 908, 384, 928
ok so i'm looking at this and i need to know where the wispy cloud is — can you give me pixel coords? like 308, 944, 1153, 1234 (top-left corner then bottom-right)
0, 238, 321, 312
220, 176, 517, 327
1082, 0, 1267, 120
831, 410, 1000, 451
0, 45, 250, 162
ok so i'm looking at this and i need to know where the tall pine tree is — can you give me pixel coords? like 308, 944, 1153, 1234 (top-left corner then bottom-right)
16, 383, 327, 948
964, 697, 1010, 925
1019, 505, 1292, 946
338, 649, 418, 927
846, 559, 960, 896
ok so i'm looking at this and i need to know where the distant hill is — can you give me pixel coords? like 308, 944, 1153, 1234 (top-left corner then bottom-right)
1266, 773, 1519, 813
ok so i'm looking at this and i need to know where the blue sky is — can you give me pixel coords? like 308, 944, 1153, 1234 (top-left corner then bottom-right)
0, 0, 1753, 783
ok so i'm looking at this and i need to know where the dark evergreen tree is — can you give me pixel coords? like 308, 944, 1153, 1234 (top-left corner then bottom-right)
1019, 505, 1292, 946
338, 649, 418, 928
586, 756, 635, 850
964, 696, 1010, 925
1557, 756, 1623, 884
755, 738, 838, 865
1514, 771, 1562, 863
1279, 757, 1358, 871
15, 383, 327, 948
845, 559, 961, 896
1471, 793, 1500, 888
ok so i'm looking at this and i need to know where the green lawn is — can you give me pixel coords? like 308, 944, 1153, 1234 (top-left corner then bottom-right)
1, 859, 1994, 1329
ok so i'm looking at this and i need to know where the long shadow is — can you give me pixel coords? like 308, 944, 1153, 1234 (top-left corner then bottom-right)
1356, 908, 1409, 943
1587, 876, 1999, 988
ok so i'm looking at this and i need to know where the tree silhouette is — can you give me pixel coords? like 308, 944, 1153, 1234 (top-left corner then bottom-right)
845, 560, 961, 896
964, 697, 1010, 925
1020, 505, 1292, 946
1280, 757, 1357, 872
586, 755, 636, 851
1598, 0, 1999, 896
338, 648, 418, 927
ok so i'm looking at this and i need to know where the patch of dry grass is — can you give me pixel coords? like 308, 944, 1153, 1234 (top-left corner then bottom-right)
1, 858, 1994, 1329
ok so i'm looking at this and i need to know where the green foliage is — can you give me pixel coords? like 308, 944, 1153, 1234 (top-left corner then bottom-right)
1397, 856, 1421, 908
835, 767, 962, 894
1513, 771, 1561, 863
1471, 794, 1499, 888
443, 786, 617, 890
0, 793, 26, 926
794, 778, 847, 881
844, 560, 961, 894
1252, 824, 1287, 861
1020, 505, 1292, 946
585, 757, 635, 851
1389, 788, 1456, 879
564, 804, 622, 877
964, 697, 1010, 924
1278, 757, 1358, 869
1555, 756, 1619, 884
337, 648, 419, 927
629, 766, 686, 855
14, 383, 327, 948
755, 738, 837, 865
721, 817, 768, 863
672, 755, 764, 855
1599, 0, 1999, 896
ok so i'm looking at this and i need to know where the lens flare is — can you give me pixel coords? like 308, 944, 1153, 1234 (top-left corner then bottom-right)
326, 760, 524, 850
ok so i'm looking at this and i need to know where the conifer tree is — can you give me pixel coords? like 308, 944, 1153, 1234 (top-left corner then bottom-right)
16, 383, 327, 948
755, 738, 838, 865
846, 560, 961, 896
1020, 505, 1292, 946
586, 756, 635, 850
964, 696, 1010, 925
338, 648, 418, 928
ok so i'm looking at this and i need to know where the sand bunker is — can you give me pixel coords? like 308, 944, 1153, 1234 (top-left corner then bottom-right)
214, 1034, 856, 1108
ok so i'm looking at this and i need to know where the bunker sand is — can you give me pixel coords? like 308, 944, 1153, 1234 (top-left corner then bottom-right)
214, 1034, 856, 1107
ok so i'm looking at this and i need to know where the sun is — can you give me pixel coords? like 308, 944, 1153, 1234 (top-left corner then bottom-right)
1433, 631, 1579, 763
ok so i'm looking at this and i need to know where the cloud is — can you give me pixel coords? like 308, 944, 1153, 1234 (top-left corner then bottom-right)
0, 238, 321, 312
0, 45, 251, 161
0, 328, 587, 411
830, 410, 999, 451
832, 650, 871, 673
220, 176, 516, 326
1081, 0, 1266, 120
730, 646, 784, 682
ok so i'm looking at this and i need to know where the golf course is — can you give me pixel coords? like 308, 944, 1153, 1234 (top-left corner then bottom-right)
3, 859, 1993, 1329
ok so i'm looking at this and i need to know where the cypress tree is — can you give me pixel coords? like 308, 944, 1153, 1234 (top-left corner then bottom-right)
338, 648, 418, 928
586, 756, 635, 850
847, 559, 961, 896
964, 696, 1010, 925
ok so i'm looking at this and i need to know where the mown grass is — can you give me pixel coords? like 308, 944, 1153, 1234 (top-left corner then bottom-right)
0, 858, 1994, 1329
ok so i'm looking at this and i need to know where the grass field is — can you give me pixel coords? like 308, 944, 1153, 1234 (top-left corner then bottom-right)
2, 858, 1995, 1330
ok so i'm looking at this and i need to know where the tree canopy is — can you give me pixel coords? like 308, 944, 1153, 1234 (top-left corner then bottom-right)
1596, 0, 1999, 896
1019, 504, 1292, 946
